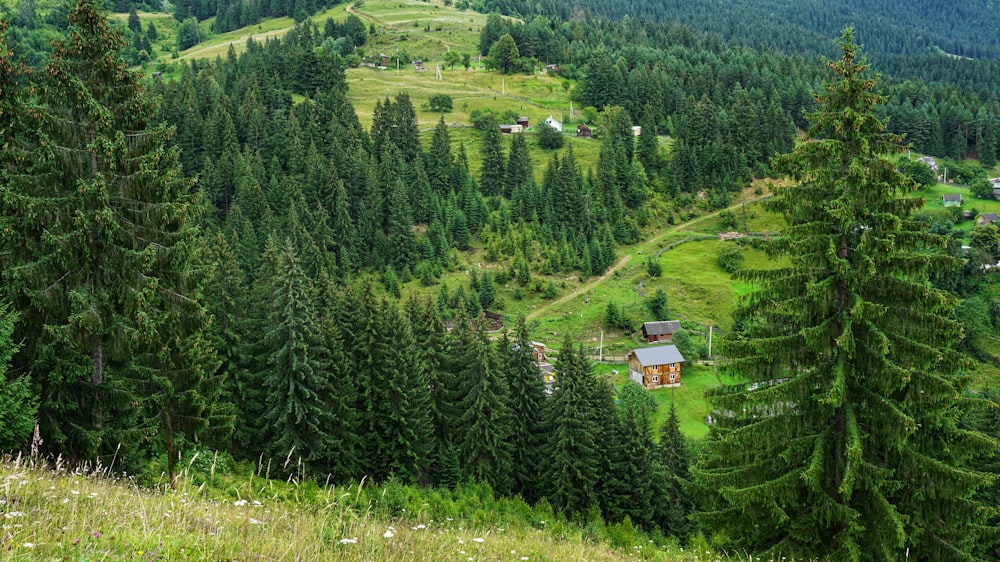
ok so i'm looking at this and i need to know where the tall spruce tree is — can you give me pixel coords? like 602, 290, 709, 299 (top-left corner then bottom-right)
450, 315, 513, 493
693, 29, 995, 561
542, 335, 600, 516
257, 239, 337, 476
656, 403, 695, 543
503, 318, 547, 502
479, 114, 506, 196
0, 0, 201, 462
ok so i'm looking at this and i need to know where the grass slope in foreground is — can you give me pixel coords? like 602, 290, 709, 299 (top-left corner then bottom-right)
1, 456, 734, 561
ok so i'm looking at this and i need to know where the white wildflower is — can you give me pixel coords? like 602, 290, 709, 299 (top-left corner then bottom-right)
71, 490, 80, 495
253, 500, 262, 507
233, 499, 248, 507
249, 518, 262, 525
383, 529, 394, 539
339, 538, 358, 544
22, 543, 34, 548
6, 511, 23, 517
473, 537, 484, 543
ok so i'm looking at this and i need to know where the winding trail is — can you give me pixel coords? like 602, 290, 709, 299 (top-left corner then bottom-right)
525, 195, 773, 321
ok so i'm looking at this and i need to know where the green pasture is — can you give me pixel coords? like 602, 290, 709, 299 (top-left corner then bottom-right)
353, 0, 490, 56
595, 362, 720, 440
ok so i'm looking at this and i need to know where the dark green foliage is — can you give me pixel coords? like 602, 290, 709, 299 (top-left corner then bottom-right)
536, 120, 563, 149
656, 404, 695, 542
965, 386, 1000, 560
176, 17, 200, 50
617, 380, 656, 419
647, 289, 668, 321
694, 30, 994, 560
670, 330, 698, 361
716, 245, 744, 273
646, 256, 662, 277
479, 114, 506, 196
0, 304, 35, 451
428, 94, 453, 113
255, 240, 337, 475
541, 336, 600, 515
503, 318, 547, 502
898, 158, 938, 188
489, 34, 521, 74
0, 0, 202, 464
449, 315, 513, 493
971, 178, 995, 199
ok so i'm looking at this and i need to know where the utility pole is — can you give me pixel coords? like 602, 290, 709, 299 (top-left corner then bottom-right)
708, 326, 713, 358
599, 330, 604, 362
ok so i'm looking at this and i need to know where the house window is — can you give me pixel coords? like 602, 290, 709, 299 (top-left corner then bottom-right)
669, 373, 677, 383
652, 375, 659, 384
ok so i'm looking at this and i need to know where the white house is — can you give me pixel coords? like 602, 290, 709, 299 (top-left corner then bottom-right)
544, 116, 562, 132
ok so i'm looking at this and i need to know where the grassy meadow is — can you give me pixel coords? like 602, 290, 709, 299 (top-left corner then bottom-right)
0, 455, 765, 561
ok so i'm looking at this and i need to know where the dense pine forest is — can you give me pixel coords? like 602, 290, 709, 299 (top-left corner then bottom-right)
2, 0, 1000, 559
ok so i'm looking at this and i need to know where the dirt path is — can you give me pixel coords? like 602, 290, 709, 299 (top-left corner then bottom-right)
525, 195, 773, 321
526, 255, 632, 321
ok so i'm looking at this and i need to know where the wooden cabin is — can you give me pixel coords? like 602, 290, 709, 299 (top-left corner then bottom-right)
500, 124, 524, 134
942, 193, 963, 207
627, 345, 685, 389
641, 320, 681, 343
516, 117, 529, 128
576, 124, 592, 138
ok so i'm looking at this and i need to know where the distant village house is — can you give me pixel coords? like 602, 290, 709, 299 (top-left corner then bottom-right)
942, 193, 963, 207
500, 124, 524, 134
516, 117, 529, 128
979, 213, 999, 226
641, 320, 682, 343
627, 345, 685, 389
413, 59, 424, 71
631, 125, 642, 137
576, 124, 592, 138
917, 156, 939, 174
544, 116, 562, 132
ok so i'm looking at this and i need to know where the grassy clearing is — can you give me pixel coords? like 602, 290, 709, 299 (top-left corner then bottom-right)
596, 363, 721, 440
0, 456, 757, 561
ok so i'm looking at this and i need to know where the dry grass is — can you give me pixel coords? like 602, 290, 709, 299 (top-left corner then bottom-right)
0, 455, 728, 561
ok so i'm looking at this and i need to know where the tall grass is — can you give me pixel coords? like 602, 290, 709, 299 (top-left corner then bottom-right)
0, 453, 749, 561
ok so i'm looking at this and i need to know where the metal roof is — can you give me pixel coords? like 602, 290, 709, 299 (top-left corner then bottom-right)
630, 345, 686, 366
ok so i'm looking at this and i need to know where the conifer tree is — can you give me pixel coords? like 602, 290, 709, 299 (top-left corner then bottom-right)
0, 0, 201, 461
450, 315, 513, 493
257, 239, 337, 475
0, 303, 35, 451
479, 114, 506, 196
542, 335, 600, 516
694, 29, 995, 561
503, 318, 547, 502
656, 404, 695, 542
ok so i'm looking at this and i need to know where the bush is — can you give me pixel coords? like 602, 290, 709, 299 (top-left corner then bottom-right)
428, 93, 453, 113
537, 121, 564, 149
717, 245, 745, 274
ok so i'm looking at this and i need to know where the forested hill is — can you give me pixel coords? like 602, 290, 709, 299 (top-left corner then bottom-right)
480, 0, 1000, 95
487, 0, 1000, 60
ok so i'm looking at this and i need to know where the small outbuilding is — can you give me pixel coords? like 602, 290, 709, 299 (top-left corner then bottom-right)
516, 116, 529, 127
500, 124, 524, 134
576, 124, 592, 138
641, 320, 682, 343
942, 193, 963, 207
544, 116, 562, 132
979, 212, 999, 225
